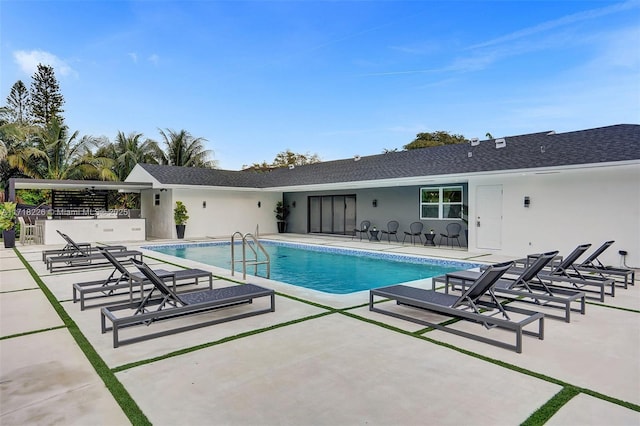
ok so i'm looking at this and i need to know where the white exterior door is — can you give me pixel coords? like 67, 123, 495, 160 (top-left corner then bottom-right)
476, 185, 503, 249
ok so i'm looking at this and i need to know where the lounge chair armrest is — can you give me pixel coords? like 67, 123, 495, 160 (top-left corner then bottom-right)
100, 245, 127, 252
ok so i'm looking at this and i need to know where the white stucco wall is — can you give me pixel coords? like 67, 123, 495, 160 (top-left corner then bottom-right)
140, 189, 174, 239
468, 164, 640, 267
140, 188, 282, 239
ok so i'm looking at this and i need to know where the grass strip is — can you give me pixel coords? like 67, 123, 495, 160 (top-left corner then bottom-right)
585, 301, 640, 313
338, 309, 640, 413
113, 311, 335, 372
14, 248, 152, 426
273, 291, 339, 311
0, 325, 66, 340
521, 386, 579, 426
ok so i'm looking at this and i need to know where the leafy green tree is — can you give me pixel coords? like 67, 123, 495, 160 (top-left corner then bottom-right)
273, 149, 320, 167
158, 128, 216, 168
403, 131, 467, 150
0, 121, 39, 199
243, 149, 321, 171
30, 64, 64, 126
10, 118, 115, 181
4, 81, 31, 125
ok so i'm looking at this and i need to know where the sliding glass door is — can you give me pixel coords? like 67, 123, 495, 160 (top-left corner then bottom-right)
308, 195, 356, 235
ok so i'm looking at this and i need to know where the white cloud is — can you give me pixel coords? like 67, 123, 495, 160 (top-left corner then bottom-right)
467, 0, 640, 50
128, 52, 138, 63
13, 50, 76, 78
148, 54, 160, 65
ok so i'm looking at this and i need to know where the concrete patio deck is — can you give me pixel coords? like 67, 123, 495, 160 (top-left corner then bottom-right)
1, 234, 638, 425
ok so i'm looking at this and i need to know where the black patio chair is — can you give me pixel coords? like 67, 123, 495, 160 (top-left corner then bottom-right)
352, 220, 371, 241
402, 221, 423, 245
380, 220, 399, 243
439, 223, 462, 247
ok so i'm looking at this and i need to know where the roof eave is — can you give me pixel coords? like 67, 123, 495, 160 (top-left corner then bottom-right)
264, 160, 640, 192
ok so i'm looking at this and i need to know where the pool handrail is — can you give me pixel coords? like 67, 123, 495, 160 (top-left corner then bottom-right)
231, 232, 270, 280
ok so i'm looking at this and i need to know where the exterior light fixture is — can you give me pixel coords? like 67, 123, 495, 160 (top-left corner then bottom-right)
372, 199, 378, 207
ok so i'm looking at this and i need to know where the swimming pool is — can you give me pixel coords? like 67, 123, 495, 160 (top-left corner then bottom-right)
144, 240, 481, 295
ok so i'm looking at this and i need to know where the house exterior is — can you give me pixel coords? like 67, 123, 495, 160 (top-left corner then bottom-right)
125, 124, 640, 267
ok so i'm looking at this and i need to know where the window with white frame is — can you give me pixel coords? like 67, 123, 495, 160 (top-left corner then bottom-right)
420, 186, 463, 219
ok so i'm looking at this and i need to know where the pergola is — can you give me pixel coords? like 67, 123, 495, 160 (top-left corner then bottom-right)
8, 178, 153, 218
8, 178, 152, 198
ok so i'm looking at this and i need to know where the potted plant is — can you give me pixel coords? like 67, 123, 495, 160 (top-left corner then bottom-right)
174, 201, 189, 239
0, 202, 17, 248
274, 201, 290, 233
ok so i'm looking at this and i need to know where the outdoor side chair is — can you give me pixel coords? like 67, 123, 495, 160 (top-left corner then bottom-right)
352, 220, 371, 241
402, 221, 423, 245
439, 222, 462, 248
370, 261, 544, 353
380, 220, 399, 243
17, 216, 36, 245
101, 258, 275, 348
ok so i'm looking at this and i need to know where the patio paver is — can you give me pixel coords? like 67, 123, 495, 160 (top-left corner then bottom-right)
1, 236, 638, 425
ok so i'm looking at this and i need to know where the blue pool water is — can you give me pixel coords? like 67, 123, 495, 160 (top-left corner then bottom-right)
143, 240, 480, 295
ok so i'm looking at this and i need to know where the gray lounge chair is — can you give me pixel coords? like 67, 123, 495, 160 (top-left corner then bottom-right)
532, 244, 615, 302
73, 246, 213, 310
42, 230, 127, 262
370, 261, 544, 353
505, 244, 615, 302
433, 251, 585, 322
101, 258, 275, 348
575, 241, 635, 288
45, 233, 143, 272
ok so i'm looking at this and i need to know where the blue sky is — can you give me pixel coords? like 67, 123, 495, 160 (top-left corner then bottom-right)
2, 1, 639, 170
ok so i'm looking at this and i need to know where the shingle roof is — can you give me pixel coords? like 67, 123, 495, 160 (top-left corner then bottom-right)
139, 124, 639, 189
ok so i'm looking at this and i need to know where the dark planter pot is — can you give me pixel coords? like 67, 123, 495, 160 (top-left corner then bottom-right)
277, 221, 286, 233
176, 224, 186, 239
3, 230, 16, 248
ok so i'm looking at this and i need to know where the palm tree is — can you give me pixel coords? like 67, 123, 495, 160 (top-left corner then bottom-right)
158, 128, 216, 168
99, 131, 162, 180
10, 118, 116, 181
